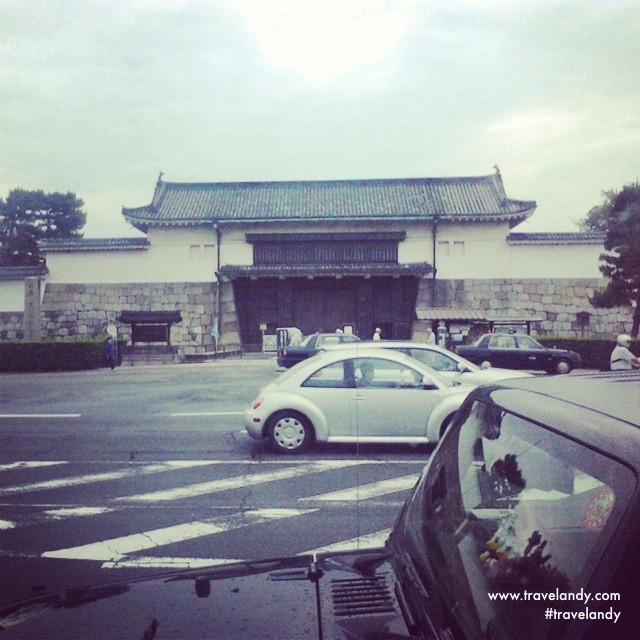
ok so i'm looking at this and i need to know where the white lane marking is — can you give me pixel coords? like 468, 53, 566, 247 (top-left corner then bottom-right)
170, 411, 244, 417
0, 414, 81, 419
300, 474, 419, 502
42, 507, 116, 520
42, 508, 316, 561
0, 461, 67, 471
0, 461, 219, 495
115, 460, 361, 503
0, 519, 16, 530
303, 528, 392, 554
102, 556, 242, 570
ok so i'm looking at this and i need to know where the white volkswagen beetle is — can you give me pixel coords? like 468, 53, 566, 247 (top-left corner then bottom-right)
244, 348, 473, 453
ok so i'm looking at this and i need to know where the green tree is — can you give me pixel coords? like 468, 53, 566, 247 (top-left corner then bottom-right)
587, 182, 640, 337
580, 189, 617, 232
0, 189, 86, 266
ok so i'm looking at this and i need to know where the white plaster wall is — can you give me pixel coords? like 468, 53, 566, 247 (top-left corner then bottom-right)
45, 250, 151, 284
0, 280, 25, 312
432, 222, 513, 279
38, 221, 606, 286
146, 227, 217, 281
43, 227, 219, 284
508, 244, 603, 278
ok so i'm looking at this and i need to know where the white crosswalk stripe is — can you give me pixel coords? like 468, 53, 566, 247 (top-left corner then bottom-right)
300, 474, 419, 502
0, 461, 67, 472
0, 461, 219, 495
42, 508, 316, 562
1, 459, 424, 572
116, 460, 360, 502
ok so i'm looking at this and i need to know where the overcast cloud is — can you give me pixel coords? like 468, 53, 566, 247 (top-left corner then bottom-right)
1, 0, 638, 237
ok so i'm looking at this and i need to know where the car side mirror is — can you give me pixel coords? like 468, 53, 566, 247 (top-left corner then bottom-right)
456, 363, 469, 373
421, 376, 439, 390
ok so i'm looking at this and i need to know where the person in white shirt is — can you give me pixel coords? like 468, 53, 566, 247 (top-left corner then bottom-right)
610, 334, 640, 370
424, 323, 436, 345
372, 327, 382, 341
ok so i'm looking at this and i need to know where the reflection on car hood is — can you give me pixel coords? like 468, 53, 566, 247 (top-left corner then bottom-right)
475, 367, 533, 382
0, 551, 410, 640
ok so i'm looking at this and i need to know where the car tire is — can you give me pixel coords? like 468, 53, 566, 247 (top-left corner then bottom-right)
267, 410, 314, 454
554, 359, 572, 375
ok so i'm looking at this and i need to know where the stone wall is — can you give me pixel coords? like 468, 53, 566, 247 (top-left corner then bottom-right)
0, 312, 24, 340
419, 278, 632, 337
2, 277, 633, 350
38, 282, 237, 355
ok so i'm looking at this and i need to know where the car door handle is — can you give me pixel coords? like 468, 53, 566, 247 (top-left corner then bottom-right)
353, 396, 365, 401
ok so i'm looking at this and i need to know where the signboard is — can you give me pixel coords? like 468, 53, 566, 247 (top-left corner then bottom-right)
262, 334, 278, 353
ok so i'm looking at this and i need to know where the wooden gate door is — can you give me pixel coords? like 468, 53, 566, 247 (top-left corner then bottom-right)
293, 282, 357, 334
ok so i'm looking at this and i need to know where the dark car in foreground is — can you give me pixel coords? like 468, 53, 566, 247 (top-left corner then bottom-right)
277, 331, 359, 368
2, 371, 639, 639
456, 332, 581, 373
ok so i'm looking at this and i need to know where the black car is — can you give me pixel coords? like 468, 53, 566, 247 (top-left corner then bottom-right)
2, 371, 639, 639
277, 332, 360, 368
456, 332, 581, 374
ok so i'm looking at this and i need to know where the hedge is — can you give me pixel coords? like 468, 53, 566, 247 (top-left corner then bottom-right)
537, 336, 638, 371
0, 340, 125, 373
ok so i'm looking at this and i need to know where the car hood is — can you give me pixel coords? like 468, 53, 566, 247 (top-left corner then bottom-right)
0, 551, 410, 640
473, 367, 533, 383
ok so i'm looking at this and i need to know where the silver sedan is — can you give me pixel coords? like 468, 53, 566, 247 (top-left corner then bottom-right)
323, 340, 533, 386
244, 348, 473, 454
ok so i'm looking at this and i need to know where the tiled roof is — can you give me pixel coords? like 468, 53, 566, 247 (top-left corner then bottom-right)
38, 237, 149, 252
508, 232, 605, 245
118, 311, 182, 324
0, 265, 48, 281
219, 262, 433, 279
416, 307, 489, 321
123, 173, 535, 230
417, 307, 544, 322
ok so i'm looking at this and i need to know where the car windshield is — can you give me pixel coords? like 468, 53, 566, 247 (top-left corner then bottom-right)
402, 398, 633, 640
407, 348, 480, 373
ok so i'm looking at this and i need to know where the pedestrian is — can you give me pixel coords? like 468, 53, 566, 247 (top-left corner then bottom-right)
424, 323, 436, 345
372, 327, 382, 341
610, 334, 640, 370
103, 336, 116, 370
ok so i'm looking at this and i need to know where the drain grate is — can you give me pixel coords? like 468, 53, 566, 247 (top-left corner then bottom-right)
330, 575, 397, 617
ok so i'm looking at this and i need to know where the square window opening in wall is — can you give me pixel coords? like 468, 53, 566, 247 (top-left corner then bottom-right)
453, 241, 465, 256
438, 241, 450, 256
189, 244, 203, 259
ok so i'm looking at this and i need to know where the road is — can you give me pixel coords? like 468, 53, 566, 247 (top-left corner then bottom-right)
0, 359, 430, 608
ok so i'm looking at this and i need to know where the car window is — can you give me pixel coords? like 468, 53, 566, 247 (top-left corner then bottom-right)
410, 399, 633, 640
490, 335, 517, 349
408, 348, 458, 372
471, 335, 490, 348
301, 360, 355, 388
340, 334, 359, 343
516, 335, 542, 350
299, 334, 315, 347
317, 336, 342, 347
354, 357, 424, 389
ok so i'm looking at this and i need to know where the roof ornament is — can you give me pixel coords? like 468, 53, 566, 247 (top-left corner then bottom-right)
493, 164, 501, 177
157, 171, 164, 186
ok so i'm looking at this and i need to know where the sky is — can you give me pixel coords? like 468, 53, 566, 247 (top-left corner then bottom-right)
1, 0, 639, 237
